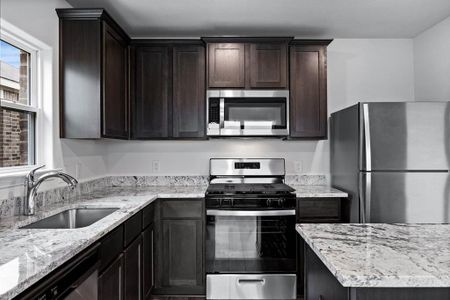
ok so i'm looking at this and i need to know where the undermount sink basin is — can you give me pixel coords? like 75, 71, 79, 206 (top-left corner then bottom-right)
20, 208, 119, 229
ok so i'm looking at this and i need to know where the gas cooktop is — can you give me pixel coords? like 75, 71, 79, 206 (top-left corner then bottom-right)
206, 183, 295, 196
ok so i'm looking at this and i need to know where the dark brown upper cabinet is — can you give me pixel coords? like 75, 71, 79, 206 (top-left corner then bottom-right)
57, 9, 130, 139
133, 46, 170, 139
204, 38, 291, 89
103, 23, 129, 138
289, 40, 332, 139
248, 43, 288, 88
172, 45, 206, 138
207, 43, 245, 88
131, 41, 206, 139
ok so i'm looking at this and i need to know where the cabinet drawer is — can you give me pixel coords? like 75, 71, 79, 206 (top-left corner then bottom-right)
298, 198, 341, 220
142, 202, 155, 229
124, 211, 142, 247
161, 199, 203, 219
99, 225, 124, 272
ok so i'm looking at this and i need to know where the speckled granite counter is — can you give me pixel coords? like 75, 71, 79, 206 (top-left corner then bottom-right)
290, 185, 347, 198
297, 223, 450, 288
0, 186, 206, 300
0, 183, 346, 299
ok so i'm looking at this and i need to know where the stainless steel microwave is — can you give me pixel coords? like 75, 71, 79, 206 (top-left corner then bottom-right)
206, 90, 289, 137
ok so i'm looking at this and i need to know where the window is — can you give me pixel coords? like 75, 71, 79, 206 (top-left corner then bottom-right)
0, 39, 36, 168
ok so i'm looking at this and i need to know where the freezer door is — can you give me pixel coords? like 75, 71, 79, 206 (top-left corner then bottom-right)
360, 102, 450, 171
360, 171, 450, 223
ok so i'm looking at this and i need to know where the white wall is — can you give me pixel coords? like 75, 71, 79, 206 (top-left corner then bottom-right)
0, 0, 416, 182
414, 16, 450, 101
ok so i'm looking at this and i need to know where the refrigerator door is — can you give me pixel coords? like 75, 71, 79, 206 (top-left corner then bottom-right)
360, 102, 450, 171
360, 171, 450, 223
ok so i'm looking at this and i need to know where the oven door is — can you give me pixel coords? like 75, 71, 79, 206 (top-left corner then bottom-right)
206, 209, 296, 274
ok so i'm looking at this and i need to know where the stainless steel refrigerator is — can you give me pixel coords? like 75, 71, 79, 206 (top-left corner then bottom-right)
331, 102, 450, 223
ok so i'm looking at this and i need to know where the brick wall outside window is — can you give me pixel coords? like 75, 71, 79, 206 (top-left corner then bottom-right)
0, 50, 31, 168
0, 107, 29, 167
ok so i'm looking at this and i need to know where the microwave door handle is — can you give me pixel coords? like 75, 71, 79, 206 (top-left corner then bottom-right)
219, 97, 225, 129
206, 209, 296, 217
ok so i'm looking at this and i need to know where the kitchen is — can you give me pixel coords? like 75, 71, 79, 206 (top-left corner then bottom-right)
0, 0, 449, 299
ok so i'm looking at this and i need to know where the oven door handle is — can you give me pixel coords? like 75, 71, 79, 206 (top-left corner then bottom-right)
206, 209, 296, 217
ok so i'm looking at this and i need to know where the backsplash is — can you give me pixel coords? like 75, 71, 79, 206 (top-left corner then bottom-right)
0, 175, 327, 217
285, 175, 326, 185
109, 176, 209, 187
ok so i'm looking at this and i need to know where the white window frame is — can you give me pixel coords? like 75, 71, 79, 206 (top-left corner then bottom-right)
0, 19, 52, 177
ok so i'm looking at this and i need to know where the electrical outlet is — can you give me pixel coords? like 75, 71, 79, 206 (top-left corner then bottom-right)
294, 161, 302, 174
152, 161, 160, 173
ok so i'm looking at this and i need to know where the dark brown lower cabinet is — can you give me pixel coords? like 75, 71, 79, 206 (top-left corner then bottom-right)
154, 198, 205, 295
99, 254, 124, 300
142, 224, 155, 299
297, 197, 346, 297
124, 235, 143, 300
98, 202, 153, 300
162, 219, 203, 290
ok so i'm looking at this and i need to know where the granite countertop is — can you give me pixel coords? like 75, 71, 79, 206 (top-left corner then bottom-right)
290, 185, 347, 198
0, 185, 207, 300
0, 183, 346, 299
297, 223, 450, 288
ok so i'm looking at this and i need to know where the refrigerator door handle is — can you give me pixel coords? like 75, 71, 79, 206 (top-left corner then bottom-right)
362, 103, 372, 171
359, 172, 372, 223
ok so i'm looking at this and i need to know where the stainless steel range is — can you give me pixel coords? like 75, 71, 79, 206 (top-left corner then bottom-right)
205, 158, 297, 300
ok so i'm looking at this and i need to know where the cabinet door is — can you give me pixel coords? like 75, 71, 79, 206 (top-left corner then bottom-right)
161, 219, 204, 293
249, 43, 288, 88
296, 198, 343, 297
208, 43, 245, 88
142, 225, 154, 299
99, 254, 123, 300
124, 236, 142, 300
172, 45, 206, 138
59, 18, 102, 139
290, 45, 327, 138
133, 46, 170, 138
103, 22, 128, 139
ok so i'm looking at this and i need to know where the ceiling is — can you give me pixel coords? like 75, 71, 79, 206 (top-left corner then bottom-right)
66, 0, 450, 38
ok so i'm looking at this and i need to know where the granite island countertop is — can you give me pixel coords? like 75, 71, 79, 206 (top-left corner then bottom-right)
0, 185, 207, 300
296, 223, 450, 288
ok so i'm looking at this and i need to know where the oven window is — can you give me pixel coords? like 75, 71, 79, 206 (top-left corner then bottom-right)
224, 98, 287, 129
206, 214, 296, 273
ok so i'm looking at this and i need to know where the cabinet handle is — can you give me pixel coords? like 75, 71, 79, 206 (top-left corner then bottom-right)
151, 229, 154, 287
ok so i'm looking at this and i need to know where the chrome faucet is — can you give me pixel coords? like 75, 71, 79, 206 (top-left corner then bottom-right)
24, 165, 79, 215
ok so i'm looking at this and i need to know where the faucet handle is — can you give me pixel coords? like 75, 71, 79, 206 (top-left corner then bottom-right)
27, 165, 46, 183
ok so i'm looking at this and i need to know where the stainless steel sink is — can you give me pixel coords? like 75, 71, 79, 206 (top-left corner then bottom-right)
20, 208, 119, 229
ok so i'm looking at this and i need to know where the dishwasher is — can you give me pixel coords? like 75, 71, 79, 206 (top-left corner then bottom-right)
18, 244, 100, 300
